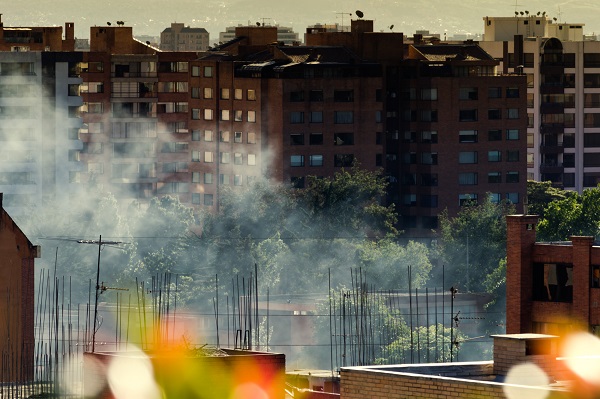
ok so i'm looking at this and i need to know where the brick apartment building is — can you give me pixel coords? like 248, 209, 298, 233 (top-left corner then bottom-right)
0, 193, 40, 382
506, 214, 600, 336
0, 18, 527, 236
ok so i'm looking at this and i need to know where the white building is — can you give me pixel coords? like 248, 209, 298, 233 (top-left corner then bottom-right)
160, 23, 210, 51
0, 52, 83, 213
479, 15, 600, 192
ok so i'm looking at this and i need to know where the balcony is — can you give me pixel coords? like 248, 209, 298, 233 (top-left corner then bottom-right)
540, 162, 564, 174
540, 142, 563, 154
540, 103, 565, 114
540, 123, 564, 135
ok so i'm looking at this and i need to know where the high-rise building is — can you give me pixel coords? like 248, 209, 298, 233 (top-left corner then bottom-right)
479, 14, 600, 192
160, 23, 209, 52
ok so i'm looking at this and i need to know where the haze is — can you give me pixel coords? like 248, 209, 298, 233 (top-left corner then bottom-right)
3, 0, 600, 41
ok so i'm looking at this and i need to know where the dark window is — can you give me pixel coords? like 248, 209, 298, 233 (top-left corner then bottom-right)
459, 109, 478, 121
488, 87, 502, 98
507, 150, 519, 162
459, 130, 478, 143
532, 263, 573, 302
290, 91, 304, 102
506, 87, 520, 98
488, 172, 501, 183
310, 133, 323, 145
334, 111, 353, 124
420, 195, 438, 208
506, 171, 519, 183
290, 134, 304, 145
334, 154, 354, 167
334, 90, 354, 102
421, 173, 438, 186
488, 109, 501, 120
459, 87, 478, 100
334, 133, 354, 146
488, 130, 502, 141
309, 90, 324, 102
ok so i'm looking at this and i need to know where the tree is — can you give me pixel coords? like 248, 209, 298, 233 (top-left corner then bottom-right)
437, 196, 515, 294
537, 187, 600, 241
527, 180, 574, 218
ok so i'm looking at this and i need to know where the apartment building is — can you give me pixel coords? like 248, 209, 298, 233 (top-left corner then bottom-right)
479, 15, 600, 193
219, 25, 300, 46
160, 23, 209, 51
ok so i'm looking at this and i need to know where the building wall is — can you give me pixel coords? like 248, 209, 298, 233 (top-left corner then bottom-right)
506, 215, 600, 334
0, 194, 39, 382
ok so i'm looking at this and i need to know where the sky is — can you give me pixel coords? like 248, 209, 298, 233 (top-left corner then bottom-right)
3, 0, 600, 41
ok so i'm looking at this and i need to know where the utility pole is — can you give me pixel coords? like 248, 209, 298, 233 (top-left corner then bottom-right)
78, 235, 123, 353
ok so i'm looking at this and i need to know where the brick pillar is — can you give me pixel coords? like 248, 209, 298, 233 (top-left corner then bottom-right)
571, 236, 594, 327
506, 215, 539, 334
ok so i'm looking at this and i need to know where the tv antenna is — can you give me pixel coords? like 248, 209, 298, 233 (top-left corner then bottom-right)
336, 12, 353, 32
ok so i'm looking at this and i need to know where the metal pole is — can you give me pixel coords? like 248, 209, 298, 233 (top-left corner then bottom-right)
92, 235, 102, 353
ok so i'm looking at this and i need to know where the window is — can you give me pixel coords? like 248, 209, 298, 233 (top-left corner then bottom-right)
420, 195, 438, 208
334, 133, 354, 146
204, 109, 213, 120
506, 171, 519, 183
234, 175, 243, 186
234, 89, 243, 100
402, 173, 417, 185
309, 90, 324, 102
403, 194, 417, 206
507, 108, 519, 119
291, 112, 304, 124
459, 109, 478, 121
291, 155, 304, 167
459, 194, 478, 206
488, 193, 501, 204
204, 66, 213, 77
334, 154, 354, 167
421, 88, 438, 100
247, 89, 256, 100
191, 66, 201, 76
459, 172, 478, 185
247, 132, 256, 144
204, 130, 213, 141
488, 130, 502, 141
488, 109, 501, 120
488, 150, 502, 162
506, 87, 519, 98
506, 129, 519, 140
459, 151, 478, 164
220, 88, 230, 100
234, 110, 243, 122
421, 131, 437, 143
204, 173, 213, 184
291, 134, 304, 145
310, 111, 323, 123
488, 87, 502, 98
488, 172, 501, 183
220, 131, 230, 142
220, 174, 230, 185
247, 154, 256, 165
421, 152, 438, 165
403, 152, 417, 164
507, 150, 519, 162
310, 133, 323, 145
310, 155, 323, 166
233, 153, 243, 165
247, 110, 256, 123
192, 193, 201, 204
204, 87, 213, 99
421, 173, 438, 186
459, 87, 478, 100
205, 151, 214, 162
192, 151, 201, 161
234, 131, 243, 143
421, 110, 438, 122
459, 130, 477, 143
506, 192, 519, 203
204, 194, 213, 206
403, 131, 416, 143
290, 91, 304, 102
220, 152, 230, 164
192, 172, 201, 183
220, 109, 230, 121
334, 111, 353, 124
334, 90, 354, 102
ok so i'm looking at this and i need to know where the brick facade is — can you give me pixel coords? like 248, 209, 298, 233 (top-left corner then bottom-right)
506, 215, 600, 334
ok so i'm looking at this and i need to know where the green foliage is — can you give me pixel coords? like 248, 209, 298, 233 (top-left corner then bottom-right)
437, 196, 514, 294
526, 180, 573, 218
537, 187, 600, 241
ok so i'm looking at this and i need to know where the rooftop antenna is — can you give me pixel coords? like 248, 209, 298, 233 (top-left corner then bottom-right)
557, 7, 562, 22
106, 22, 111, 26
335, 12, 353, 32
389, 24, 394, 32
